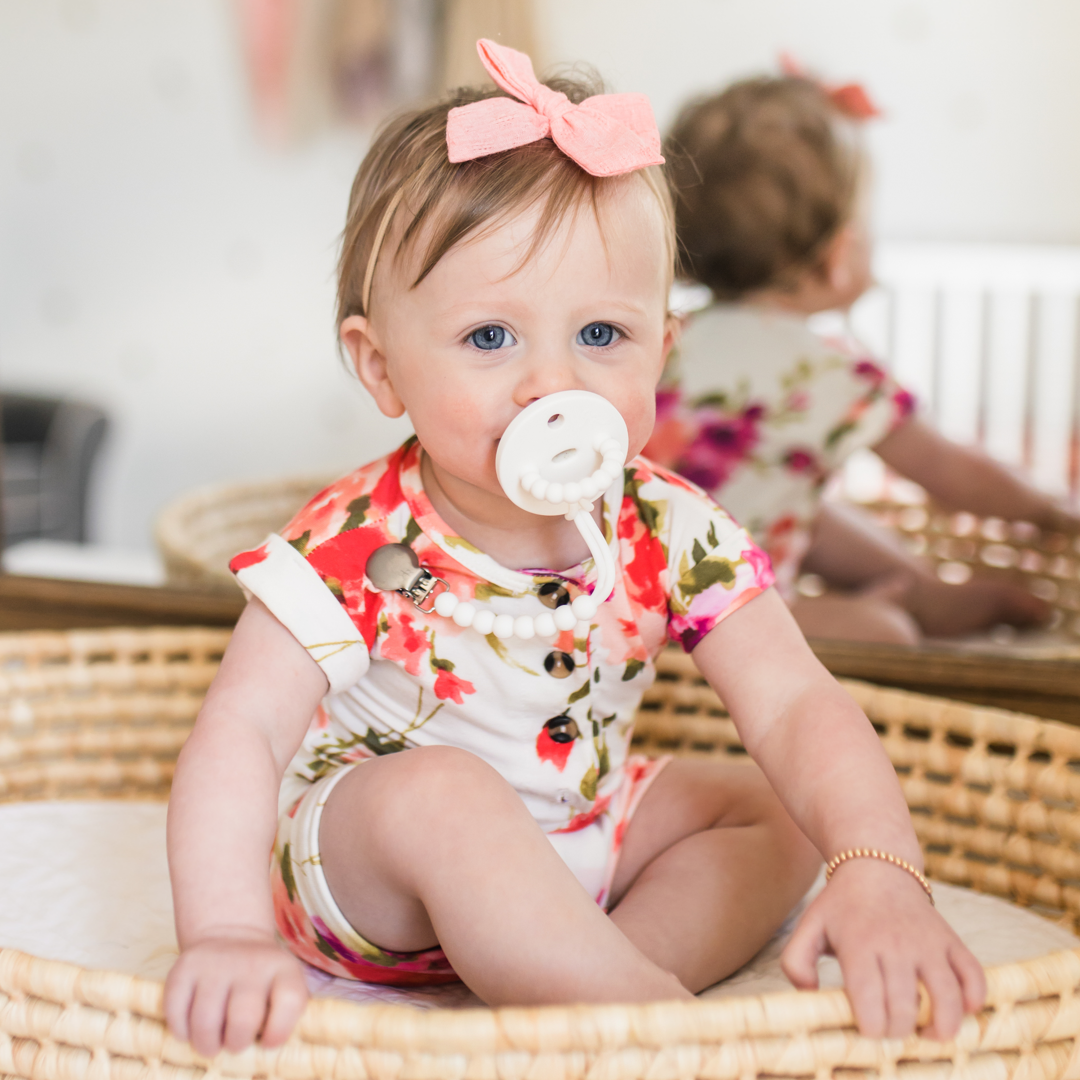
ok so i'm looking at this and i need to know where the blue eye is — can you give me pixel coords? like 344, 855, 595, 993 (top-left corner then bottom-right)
469, 325, 514, 350
578, 322, 619, 347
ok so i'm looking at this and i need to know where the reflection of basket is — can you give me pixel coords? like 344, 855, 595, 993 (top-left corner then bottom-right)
154, 476, 335, 592
6, 628, 1080, 1080
862, 499, 1080, 636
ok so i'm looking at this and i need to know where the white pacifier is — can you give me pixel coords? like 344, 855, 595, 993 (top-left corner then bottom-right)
366, 390, 628, 640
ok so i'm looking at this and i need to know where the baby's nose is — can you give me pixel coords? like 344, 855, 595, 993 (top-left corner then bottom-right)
515, 353, 585, 405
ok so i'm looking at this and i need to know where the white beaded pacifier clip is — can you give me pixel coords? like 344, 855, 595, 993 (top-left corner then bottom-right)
364, 390, 628, 640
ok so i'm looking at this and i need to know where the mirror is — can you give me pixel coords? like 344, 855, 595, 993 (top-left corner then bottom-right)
3, 1, 1079, 655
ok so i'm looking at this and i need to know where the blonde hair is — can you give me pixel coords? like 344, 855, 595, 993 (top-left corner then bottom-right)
665, 75, 862, 300
337, 76, 676, 325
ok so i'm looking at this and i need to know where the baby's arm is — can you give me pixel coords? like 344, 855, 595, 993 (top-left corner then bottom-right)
165, 599, 329, 1056
876, 417, 1079, 530
692, 588, 986, 1038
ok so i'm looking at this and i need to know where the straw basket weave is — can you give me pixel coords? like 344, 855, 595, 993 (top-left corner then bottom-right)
155, 476, 335, 591
861, 499, 1080, 637
4, 626, 1080, 1080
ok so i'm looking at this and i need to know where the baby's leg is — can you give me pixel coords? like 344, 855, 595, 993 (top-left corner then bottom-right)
789, 591, 921, 644
608, 758, 821, 993
319, 745, 688, 1005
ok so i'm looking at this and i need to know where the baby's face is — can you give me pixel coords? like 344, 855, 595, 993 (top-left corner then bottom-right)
365, 181, 672, 510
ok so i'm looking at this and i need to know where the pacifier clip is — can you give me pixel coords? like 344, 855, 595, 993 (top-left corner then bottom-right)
365, 390, 628, 641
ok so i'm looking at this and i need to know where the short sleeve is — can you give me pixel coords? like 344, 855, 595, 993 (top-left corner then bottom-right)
627, 460, 775, 652
230, 533, 370, 694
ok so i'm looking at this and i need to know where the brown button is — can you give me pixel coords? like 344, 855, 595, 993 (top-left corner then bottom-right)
544, 651, 576, 678
538, 581, 571, 609
544, 716, 580, 744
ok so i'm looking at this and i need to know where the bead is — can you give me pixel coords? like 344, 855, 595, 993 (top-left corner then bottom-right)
579, 477, 598, 500
434, 591, 459, 617
472, 610, 496, 636
563, 482, 582, 504
521, 472, 539, 493
514, 615, 536, 640
452, 602, 476, 627
531, 478, 549, 501
544, 652, 576, 678
593, 469, 611, 490
571, 594, 597, 620
538, 582, 570, 608
492, 614, 516, 639
553, 606, 578, 631
546, 482, 564, 504
598, 437, 620, 454
533, 612, 557, 637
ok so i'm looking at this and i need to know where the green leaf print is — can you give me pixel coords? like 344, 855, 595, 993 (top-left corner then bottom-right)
679, 556, 739, 597
567, 681, 591, 704
623, 467, 667, 539
622, 658, 646, 682
340, 495, 372, 533
429, 640, 455, 673
485, 633, 540, 675
403, 516, 422, 547
314, 930, 340, 962
706, 521, 718, 549
280, 842, 297, 903
288, 531, 312, 557
596, 742, 610, 782
692, 538, 707, 565
324, 576, 344, 598
475, 581, 515, 601
593, 668, 600, 683
824, 420, 857, 451
444, 534, 483, 554
580, 765, 598, 802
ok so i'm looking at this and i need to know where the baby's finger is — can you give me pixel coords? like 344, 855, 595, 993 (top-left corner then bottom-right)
918, 958, 964, 1041
840, 952, 888, 1038
163, 961, 196, 1043
949, 942, 988, 1015
223, 985, 271, 1054
261, 973, 309, 1047
188, 980, 231, 1059
880, 954, 919, 1038
779, 914, 826, 989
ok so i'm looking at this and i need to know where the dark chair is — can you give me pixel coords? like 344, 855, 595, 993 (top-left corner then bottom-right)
1, 393, 109, 545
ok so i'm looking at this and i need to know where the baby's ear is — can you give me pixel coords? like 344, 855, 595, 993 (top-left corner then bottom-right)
822, 224, 856, 292
340, 315, 406, 419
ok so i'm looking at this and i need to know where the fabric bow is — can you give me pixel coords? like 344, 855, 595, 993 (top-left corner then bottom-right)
446, 39, 664, 177
780, 53, 881, 121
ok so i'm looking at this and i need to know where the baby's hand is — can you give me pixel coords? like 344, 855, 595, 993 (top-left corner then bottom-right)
164, 932, 309, 1057
780, 860, 986, 1040
911, 572, 1049, 637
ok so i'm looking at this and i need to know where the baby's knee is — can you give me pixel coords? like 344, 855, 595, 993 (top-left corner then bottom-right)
371, 745, 520, 832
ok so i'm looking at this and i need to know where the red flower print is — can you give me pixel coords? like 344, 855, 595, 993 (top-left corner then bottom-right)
552, 793, 612, 833
229, 544, 268, 572
854, 359, 886, 384
743, 544, 773, 582
380, 612, 429, 676
536, 726, 575, 771
433, 666, 475, 704
893, 387, 916, 418
784, 448, 820, 474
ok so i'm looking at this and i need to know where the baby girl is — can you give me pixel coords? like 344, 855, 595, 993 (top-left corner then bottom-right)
164, 42, 984, 1058
648, 72, 1072, 643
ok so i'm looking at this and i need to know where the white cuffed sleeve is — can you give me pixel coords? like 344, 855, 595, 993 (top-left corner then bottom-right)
232, 533, 370, 694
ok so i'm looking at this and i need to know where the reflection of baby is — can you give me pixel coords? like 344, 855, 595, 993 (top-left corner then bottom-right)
648, 73, 1072, 644
164, 42, 982, 1058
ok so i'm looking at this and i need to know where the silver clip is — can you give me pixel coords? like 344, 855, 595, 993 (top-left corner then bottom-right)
365, 543, 448, 613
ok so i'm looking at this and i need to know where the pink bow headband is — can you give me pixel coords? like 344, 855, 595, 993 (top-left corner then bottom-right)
779, 53, 881, 121
360, 40, 664, 313
446, 39, 665, 177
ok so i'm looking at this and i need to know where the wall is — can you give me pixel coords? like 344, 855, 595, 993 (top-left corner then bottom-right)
2, 0, 1079, 551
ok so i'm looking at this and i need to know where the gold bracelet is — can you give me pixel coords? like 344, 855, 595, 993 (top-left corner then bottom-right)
825, 848, 934, 905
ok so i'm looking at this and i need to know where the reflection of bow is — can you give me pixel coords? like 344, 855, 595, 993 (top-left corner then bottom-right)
446, 39, 664, 177
779, 53, 882, 121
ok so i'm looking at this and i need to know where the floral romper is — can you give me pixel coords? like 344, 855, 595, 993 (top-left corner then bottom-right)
645, 304, 917, 598
231, 437, 773, 985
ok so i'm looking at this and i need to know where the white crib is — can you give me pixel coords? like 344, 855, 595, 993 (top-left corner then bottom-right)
845, 241, 1080, 499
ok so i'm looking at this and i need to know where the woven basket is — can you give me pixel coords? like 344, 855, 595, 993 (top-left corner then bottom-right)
860, 498, 1080, 637
4, 627, 1080, 1080
154, 476, 336, 592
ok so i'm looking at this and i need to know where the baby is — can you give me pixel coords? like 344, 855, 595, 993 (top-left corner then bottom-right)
647, 73, 1071, 644
165, 42, 984, 1058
